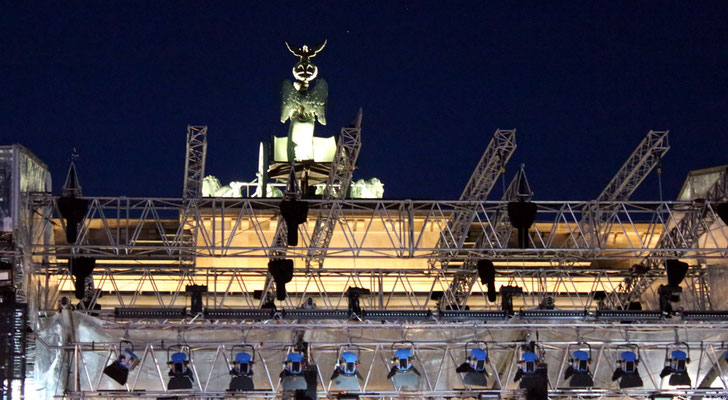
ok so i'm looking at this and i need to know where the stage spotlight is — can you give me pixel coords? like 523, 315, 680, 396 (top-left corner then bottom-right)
57, 195, 89, 244
69, 257, 95, 300
279, 197, 308, 246
500, 285, 523, 317
387, 342, 420, 388
476, 260, 497, 302
455, 341, 489, 387
330, 345, 363, 391
660, 343, 691, 386
513, 341, 548, 400
280, 351, 307, 390
268, 259, 294, 301
166, 346, 194, 390
716, 202, 728, 226
507, 200, 538, 248
612, 345, 643, 388
102, 340, 139, 385
228, 345, 255, 391
658, 285, 682, 316
564, 344, 593, 388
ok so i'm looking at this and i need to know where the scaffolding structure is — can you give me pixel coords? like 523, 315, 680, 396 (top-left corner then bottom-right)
6, 44, 728, 400
19, 187, 728, 399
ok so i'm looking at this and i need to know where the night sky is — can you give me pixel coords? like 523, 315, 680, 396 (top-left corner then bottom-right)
2, 2, 727, 201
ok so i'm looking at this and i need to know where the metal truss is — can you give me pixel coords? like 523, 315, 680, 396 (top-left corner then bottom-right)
596, 131, 670, 204
615, 170, 728, 309
444, 165, 533, 309
307, 110, 363, 269
570, 130, 670, 256
429, 129, 516, 269
33, 264, 717, 316
27, 197, 728, 262
179, 126, 209, 271
47, 334, 728, 399
182, 126, 208, 200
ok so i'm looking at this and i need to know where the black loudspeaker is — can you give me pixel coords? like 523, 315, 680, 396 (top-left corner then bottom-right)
665, 259, 688, 286
476, 260, 497, 302
280, 199, 309, 246
69, 257, 95, 300
57, 196, 89, 244
507, 201, 538, 248
268, 259, 294, 301
716, 202, 728, 226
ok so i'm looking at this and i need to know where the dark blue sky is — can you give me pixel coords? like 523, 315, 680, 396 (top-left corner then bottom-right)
2, 2, 727, 200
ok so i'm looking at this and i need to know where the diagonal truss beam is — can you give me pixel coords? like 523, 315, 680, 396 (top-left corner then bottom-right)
306, 110, 363, 269
443, 164, 533, 309
51, 334, 728, 399
566, 130, 670, 253
429, 129, 516, 269
615, 167, 728, 309
26, 197, 728, 262
182, 126, 208, 200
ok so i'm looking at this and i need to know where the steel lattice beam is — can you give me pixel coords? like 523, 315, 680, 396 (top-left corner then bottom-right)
444, 165, 533, 309
429, 129, 516, 269
306, 110, 363, 269
615, 167, 728, 309
34, 263, 717, 314
182, 125, 208, 200
26, 197, 728, 262
571, 130, 670, 252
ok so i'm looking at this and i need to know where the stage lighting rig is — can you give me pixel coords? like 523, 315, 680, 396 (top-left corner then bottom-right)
228, 345, 255, 391
166, 345, 194, 390
564, 343, 593, 388
102, 340, 139, 386
659, 260, 688, 316
500, 285, 523, 316
387, 341, 420, 388
514, 340, 548, 400
455, 341, 489, 387
330, 344, 363, 391
612, 344, 643, 388
660, 342, 691, 386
